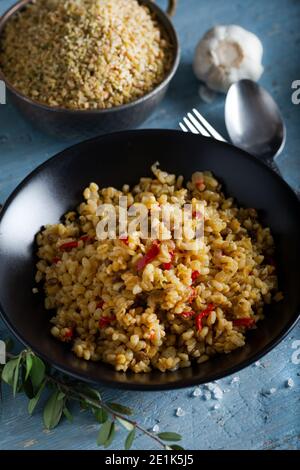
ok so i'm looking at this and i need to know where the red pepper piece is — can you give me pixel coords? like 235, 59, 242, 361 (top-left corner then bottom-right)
192, 211, 202, 219
195, 304, 214, 331
60, 240, 78, 251
189, 287, 197, 303
96, 300, 104, 309
137, 240, 160, 271
195, 179, 204, 189
162, 250, 174, 270
181, 310, 195, 319
191, 270, 200, 283
120, 236, 129, 245
162, 262, 172, 270
80, 235, 93, 243
64, 328, 73, 339
99, 315, 116, 328
52, 257, 61, 264
232, 318, 255, 328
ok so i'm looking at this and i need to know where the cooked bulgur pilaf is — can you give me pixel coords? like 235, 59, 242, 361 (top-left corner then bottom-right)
35, 164, 281, 373
0, 0, 173, 109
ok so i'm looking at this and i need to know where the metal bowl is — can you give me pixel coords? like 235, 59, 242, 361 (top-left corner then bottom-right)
0, 0, 180, 139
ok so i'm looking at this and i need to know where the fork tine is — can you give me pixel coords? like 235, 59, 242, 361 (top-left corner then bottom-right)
187, 112, 211, 138
192, 108, 226, 142
183, 117, 199, 134
179, 122, 189, 132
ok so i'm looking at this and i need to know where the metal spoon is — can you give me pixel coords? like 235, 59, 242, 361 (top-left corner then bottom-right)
225, 79, 286, 173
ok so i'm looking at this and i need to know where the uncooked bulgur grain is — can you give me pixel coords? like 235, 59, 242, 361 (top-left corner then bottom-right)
0, 0, 173, 109
35, 164, 281, 373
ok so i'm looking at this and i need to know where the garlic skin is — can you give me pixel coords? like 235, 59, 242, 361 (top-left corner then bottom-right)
193, 25, 264, 93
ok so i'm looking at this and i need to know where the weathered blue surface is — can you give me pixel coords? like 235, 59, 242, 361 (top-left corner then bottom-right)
0, 0, 299, 450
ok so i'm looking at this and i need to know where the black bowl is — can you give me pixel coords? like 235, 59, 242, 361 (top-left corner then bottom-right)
0, 130, 299, 390
0, 0, 180, 139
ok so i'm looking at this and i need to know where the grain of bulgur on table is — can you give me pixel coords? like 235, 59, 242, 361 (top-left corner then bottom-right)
0, 0, 173, 109
35, 164, 281, 373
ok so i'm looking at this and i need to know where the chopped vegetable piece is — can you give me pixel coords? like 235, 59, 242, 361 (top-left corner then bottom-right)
189, 287, 197, 303
64, 328, 73, 339
52, 257, 61, 264
181, 310, 195, 319
59, 241, 78, 251
99, 315, 116, 328
137, 240, 160, 271
195, 304, 214, 331
232, 318, 255, 328
191, 270, 200, 283
80, 235, 93, 243
96, 300, 104, 309
120, 236, 129, 245
162, 262, 172, 270
192, 211, 202, 219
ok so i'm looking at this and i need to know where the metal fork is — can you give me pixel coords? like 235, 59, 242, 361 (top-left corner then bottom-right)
179, 108, 227, 142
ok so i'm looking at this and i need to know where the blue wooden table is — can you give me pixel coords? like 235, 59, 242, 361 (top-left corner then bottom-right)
0, 0, 299, 450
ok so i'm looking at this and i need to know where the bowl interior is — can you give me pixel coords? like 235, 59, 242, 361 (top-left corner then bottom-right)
0, 0, 180, 115
0, 130, 299, 390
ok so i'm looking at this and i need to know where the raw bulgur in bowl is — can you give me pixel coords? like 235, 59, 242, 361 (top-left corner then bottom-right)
35, 163, 282, 374
0, 0, 174, 110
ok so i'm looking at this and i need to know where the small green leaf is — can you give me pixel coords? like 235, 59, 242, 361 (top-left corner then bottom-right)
25, 354, 33, 381
21, 367, 35, 399
57, 391, 65, 401
125, 428, 136, 450
1, 358, 19, 386
30, 356, 46, 390
77, 385, 101, 403
170, 444, 185, 450
116, 417, 134, 431
158, 432, 182, 442
63, 406, 73, 423
93, 407, 108, 424
43, 389, 64, 429
97, 420, 113, 446
104, 422, 116, 448
13, 355, 22, 396
28, 381, 46, 415
108, 402, 133, 415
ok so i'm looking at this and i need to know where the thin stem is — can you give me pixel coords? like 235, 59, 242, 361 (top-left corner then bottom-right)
47, 375, 166, 449
4, 351, 167, 449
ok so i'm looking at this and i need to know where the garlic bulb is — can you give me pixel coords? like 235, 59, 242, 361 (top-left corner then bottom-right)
193, 25, 264, 93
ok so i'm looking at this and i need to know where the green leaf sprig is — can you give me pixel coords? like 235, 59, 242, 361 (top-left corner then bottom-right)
1, 348, 184, 450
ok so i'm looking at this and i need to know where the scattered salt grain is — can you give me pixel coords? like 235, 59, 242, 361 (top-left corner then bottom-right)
223, 388, 230, 393
254, 361, 261, 367
152, 424, 160, 432
203, 391, 211, 401
231, 376, 240, 384
268, 387, 277, 395
286, 378, 294, 388
175, 407, 185, 417
213, 403, 221, 410
206, 383, 215, 391
192, 387, 202, 397
32, 287, 39, 294
212, 386, 223, 400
